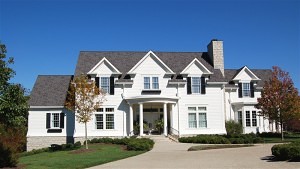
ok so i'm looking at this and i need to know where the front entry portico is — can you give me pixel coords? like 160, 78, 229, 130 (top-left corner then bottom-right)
125, 96, 178, 137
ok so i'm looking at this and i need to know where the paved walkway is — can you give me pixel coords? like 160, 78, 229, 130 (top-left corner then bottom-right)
89, 135, 299, 169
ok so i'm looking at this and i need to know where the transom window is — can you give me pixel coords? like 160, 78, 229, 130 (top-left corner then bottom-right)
52, 113, 60, 128
188, 106, 207, 128
144, 76, 159, 89
95, 107, 115, 129
242, 83, 250, 97
100, 77, 110, 93
191, 77, 201, 94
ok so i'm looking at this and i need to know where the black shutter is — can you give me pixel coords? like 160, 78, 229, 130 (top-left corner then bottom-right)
187, 77, 191, 94
201, 77, 206, 94
60, 113, 65, 128
95, 77, 99, 88
46, 113, 51, 129
250, 82, 254, 98
238, 83, 242, 98
110, 76, 114, 95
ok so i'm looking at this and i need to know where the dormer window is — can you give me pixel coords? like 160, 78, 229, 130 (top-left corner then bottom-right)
242, 83, 250, 97
100, 77, 110, 93
238, 82, 254, 98
191, 77, 201, 94
144, 76, 159, 90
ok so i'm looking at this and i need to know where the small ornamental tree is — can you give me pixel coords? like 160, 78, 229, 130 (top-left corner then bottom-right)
65, 75, 105, 149
255, 66, 300, 140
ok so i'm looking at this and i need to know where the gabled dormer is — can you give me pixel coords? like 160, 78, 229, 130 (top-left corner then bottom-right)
87, 57, 121, 95
232, 66, 260, 98
181, 58, 212, 95
127, 51, 175, 75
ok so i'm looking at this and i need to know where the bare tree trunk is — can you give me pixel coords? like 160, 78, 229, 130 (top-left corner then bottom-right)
85, 122, 88, 149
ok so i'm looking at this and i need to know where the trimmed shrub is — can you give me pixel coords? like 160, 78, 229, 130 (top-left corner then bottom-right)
271, 142, 300, 161
126, 138, 154, 151
74, 141, 81, 147
226, 120, 243, 136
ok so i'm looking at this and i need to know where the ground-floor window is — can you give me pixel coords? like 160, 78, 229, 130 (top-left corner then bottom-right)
188, 106, 207, 128
95, 107, 115, 129
240, 110, 257, 127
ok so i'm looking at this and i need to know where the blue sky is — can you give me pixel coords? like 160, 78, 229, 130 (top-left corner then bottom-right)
0, 0, 299, 91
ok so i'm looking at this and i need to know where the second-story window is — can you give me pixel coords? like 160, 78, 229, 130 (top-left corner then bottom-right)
191, 77, 201, 94
242, 83, 250, 97
143, 76, 159, 90
100, 77, 110, 93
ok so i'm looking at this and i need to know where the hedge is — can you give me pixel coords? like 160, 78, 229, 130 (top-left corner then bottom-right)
88, 137, 154, 151
271, 142, 300, 161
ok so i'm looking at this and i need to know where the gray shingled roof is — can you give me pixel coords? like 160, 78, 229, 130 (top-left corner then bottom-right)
74, 51, 214, 76
224, 69, 272, 87
29, 75, 73, 107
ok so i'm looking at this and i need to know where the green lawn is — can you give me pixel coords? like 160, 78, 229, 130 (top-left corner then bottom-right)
262, 133, 300, 143
19, 144, 145, 169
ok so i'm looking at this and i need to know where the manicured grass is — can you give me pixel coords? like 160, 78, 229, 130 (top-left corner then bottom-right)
261, 133, 300, 143
188, 144, 254, 151
19, 144, 145, 169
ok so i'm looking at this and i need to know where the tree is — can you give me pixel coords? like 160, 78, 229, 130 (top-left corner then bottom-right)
0, 42, 29, 167
65, 75, 105, 149
255, 66, 300, 140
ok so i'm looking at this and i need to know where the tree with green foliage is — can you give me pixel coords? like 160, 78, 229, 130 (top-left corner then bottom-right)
0, 42, 29, 167
255, 66, 300, 141
65, 75, 105, 149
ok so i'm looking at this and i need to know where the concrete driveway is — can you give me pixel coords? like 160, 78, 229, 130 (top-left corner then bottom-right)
88, 135, 299, 169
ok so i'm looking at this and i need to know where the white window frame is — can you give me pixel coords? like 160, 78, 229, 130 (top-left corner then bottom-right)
191, 77, 201, 94
95, 107, 115, 130
188, 106, 207, 128
143, 75, 159, 90
99, 76, 110, 94
252, 111, 257, 127
51, 113, 60, 128
242, 83, 250, 97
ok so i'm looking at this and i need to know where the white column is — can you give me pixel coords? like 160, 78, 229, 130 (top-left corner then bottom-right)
171, 104, 175, 130
129, 104, 133, 136
163, 103, 167, 136
139, 103, 143, 136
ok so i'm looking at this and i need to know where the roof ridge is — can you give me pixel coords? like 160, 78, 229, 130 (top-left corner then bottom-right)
79, 51, 206, 53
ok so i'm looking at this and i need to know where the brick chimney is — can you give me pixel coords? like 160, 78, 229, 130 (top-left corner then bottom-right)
207, 39, 224, 76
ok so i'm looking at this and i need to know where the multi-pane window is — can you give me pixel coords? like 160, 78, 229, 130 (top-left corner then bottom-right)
143, 76, 159, 89
188, 106, 207, 128
95, 114, 103, 129
95, 107, 114, 129
238, 111, 242, 125
100, 77, 110, 93
188, 107, 197, 128
252, 111, 257, 127
52, 113, 60, 128
144, 77, 150, 89
152, 77, 159, 89
191, 77, 201, 94
246, 111, 251, 127
242, 83, 250, 97
106, 114, 114, 129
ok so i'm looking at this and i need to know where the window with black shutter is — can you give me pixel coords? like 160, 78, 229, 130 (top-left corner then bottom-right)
201, 77, 206, 94
250, 82, 254, 98
110, 76, 114, 95
95, 77, 99, 88
46, 113, 51, 129
60, 113, 64, 128
238, 83, 242, 98
187, 77, 191, 94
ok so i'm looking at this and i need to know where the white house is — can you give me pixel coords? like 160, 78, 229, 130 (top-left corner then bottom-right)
27, 39, 273, 151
